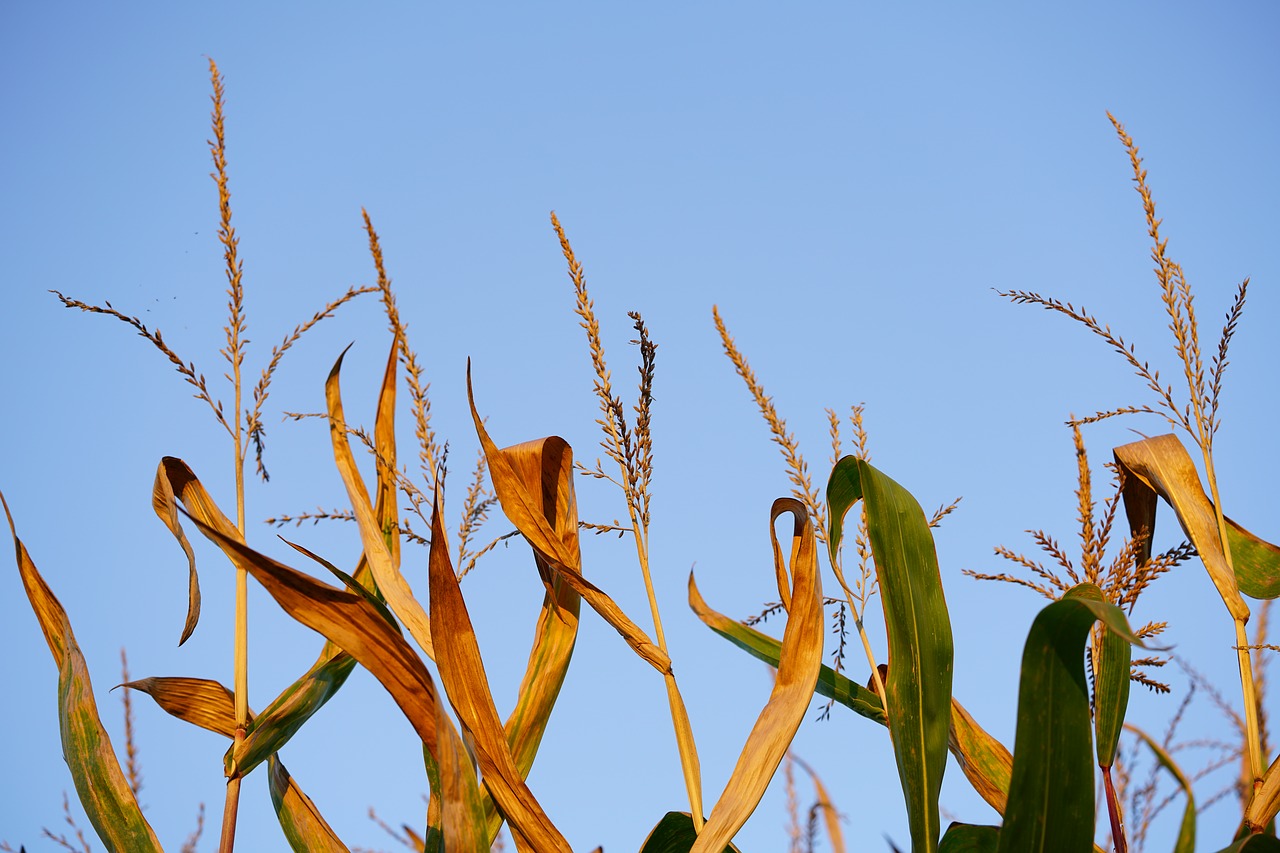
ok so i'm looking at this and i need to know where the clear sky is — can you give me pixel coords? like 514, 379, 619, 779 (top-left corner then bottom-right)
3, 3, 1278, 851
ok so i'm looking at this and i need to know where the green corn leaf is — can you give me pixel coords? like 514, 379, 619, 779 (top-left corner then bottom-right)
1124, 723, 1195, 853
828, 457, 954, 853
996, 590, 1141, 853
268, 755, 350, 852
638, 812, 741, 853
1062, 585, 1131, 769
5, 493, 163, 853
229, 651, 357, 777
938, 824, 999, 853
1214, 836, 1280, 853
1225, 518, 1280, 600
690, 576, 1013, 817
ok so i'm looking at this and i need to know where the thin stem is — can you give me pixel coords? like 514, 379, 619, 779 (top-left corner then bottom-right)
1102, 765, 1127, 853
210, 57, 248, 853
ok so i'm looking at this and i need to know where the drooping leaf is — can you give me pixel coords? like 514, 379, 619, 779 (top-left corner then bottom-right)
151, 458, 204, 644
1124, 723, 1195, 853
427, 484, 571, 852
268, 754, 350, 852
468, 364, 670, 674
690, 573, 1013, 816
326, 345, 436, 660
690, 498, 823, 853
475, 437, 583, 842
1113, 434, 1250, 617
224, 538, 384, 779
828, 456, 954, 853
938, 824, 999, 853
946, 698, 1013, 816
5, 493, 162, 853
180, 500, 444, 760
638, 811, 741, 853
996, 589, 1142, 853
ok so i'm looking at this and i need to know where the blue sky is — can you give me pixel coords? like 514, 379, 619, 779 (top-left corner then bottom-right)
3, 3, 1278, 850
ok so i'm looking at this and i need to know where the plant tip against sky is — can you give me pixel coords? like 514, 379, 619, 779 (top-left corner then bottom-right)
2, 4, 1279, 851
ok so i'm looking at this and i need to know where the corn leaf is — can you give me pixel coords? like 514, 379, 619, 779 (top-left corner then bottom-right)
121, 675, 239, 737
151, 458, 203, 645
938, 824, 999, 853
689, 574, 1013, 816
827, 456, 954, 853
179, 499, 446, 759
690, 498, 822, 853
638, 812, 741, 853
996, 588, 1141, 853
1225, 517, 1280, 600
1124, 723, 1195, 853
1113, 434, 1249, 618
474, 437, 583, 841
268, 754, 350, 852
5, 494, 163, 853
467, 364, 670, 674
432, 686, 488, 853
946, 699, 1013, 816
120, 674, 352, 849
1214, 836, 1280, 853
230, 651, 356, 777
793, 757, 845, 853
326, 344, 436, 660
427, 484, 572, 852
689, 572, 885, 724
1063, 585, 1131, 769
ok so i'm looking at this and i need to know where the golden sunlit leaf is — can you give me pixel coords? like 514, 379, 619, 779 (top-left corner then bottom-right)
428, 484, 571, 852
121, 676, 239, 738
326, 346, 436, 660
691, 498, 823, 853
467, 364, 670, 675
1114, 434, 1248, 621
5, 493, 163, 852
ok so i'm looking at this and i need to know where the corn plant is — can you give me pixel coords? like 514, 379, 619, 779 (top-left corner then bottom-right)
8, 61, 1280, 853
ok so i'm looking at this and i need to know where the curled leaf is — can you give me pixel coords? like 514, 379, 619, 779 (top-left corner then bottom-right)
467, 364, 669, 673
1114, 434, 1249, 619
690, 498, 823, 853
